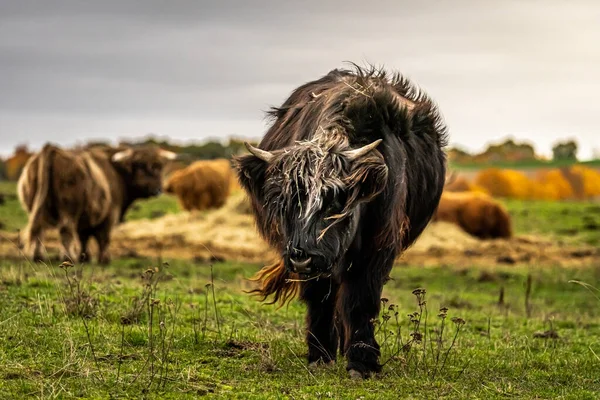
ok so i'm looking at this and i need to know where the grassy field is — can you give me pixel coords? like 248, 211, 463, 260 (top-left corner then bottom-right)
0, 258, 599, 399
1, 181, 600, 398
450, 158, 600, 171
504, 199, 600, 246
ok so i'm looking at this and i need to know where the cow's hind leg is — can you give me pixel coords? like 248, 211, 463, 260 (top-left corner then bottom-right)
93, 222, 112, 265
338, 258, 393, 379
300, 278, 340, 366
23, 223, 45, 262
77, 229, 91, 263
58, 222, 80, 263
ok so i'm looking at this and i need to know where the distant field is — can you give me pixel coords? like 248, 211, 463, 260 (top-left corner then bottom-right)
450, 159, 600, 171
2, 182, 599, 247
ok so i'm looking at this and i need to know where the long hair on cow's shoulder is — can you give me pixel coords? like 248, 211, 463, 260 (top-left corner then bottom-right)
245, 259, 299, 308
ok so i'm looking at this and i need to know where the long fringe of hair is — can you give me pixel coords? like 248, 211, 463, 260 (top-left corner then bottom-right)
245, 259, 300, 308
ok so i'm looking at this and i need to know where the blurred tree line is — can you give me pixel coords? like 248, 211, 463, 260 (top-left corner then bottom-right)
118, 136, 254, 160
448, 138, 584, 166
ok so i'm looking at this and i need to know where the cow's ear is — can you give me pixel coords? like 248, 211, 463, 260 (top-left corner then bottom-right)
233, 153, 268, 201
348, 161, 389, 204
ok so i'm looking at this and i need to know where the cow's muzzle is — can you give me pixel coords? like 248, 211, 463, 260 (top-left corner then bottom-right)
290, 256, 312, 274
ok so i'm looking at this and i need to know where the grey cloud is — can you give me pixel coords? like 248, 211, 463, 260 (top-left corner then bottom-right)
0, 0, 599, 158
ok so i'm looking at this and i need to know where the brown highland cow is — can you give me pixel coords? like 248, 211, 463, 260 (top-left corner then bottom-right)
163, 158, 233, 211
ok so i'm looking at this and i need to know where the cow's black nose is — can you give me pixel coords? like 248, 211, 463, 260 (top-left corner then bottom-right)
289, 248, 312, 273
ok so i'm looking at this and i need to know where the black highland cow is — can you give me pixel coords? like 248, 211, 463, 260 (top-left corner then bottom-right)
234, 64, 448, 378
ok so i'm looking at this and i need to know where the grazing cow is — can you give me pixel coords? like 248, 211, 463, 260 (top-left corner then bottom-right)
163, 158, 233, 211
17, 143, 178, 264
433, 191, 512, 239
234, 65, 447, 378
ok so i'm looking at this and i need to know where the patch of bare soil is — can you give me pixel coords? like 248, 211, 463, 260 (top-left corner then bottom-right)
1, 192, 598, 268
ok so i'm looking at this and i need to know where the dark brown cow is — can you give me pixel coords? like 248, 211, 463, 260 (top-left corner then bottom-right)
234, 65, 447, 378
17, 143, 178, 264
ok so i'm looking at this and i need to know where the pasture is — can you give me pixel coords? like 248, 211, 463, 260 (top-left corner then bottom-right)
1, 182, 600, 399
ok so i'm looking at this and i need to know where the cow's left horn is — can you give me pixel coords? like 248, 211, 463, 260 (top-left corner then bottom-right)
159, 149, 178, 160
112, 148, 134, 162
345, 139, 383, 161
245, 142, 274, 163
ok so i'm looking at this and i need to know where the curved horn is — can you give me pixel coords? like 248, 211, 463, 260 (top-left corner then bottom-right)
111, 148, 134, 162
345, 139, 383, 161
244, 142, 274, 163
158, 149, 178, 160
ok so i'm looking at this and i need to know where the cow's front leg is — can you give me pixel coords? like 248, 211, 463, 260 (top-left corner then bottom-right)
300, 277, 339, 366
338, 265, 390, 379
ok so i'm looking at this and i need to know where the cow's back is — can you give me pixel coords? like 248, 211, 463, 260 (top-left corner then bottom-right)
17, 152, 40, 214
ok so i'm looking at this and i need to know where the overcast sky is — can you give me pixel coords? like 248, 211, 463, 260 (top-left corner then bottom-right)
1, 0, 599, 159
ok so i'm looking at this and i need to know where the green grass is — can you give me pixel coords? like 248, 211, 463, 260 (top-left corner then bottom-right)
126, 195, 182, 222
0, 181, 27, 232
0, 258, 599, 399
504, 199, 600, 246
1, 180, 600, 398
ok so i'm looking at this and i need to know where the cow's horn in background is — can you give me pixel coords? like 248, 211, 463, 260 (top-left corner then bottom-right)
112, 148, 134, 162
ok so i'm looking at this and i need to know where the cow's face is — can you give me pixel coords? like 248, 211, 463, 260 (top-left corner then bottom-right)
236, 135, 388, 276
111, 146, 178, 198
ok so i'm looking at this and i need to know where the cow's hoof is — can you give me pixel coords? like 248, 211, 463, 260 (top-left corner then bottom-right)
348, 369, 364, 380
98, 255, 111, 265
308, 360, 334, 370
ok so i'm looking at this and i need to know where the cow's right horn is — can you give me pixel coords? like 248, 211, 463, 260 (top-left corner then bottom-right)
245, 142, 274, 163
344, 139, 383, 161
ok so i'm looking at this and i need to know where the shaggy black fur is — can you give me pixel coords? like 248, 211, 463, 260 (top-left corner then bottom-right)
234, 64, 448, 377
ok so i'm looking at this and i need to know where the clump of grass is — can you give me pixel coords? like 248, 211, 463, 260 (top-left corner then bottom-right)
53, 261, 186, 394
192, 264, 223, 344
377, 287, 467, 379
58, 260, 98, 318
56, 260, 104, 383
121, 267, 162, 325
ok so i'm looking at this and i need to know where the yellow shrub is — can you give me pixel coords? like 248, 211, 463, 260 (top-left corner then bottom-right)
534, 169, 574, 200
469, 184, 490, 195
570, 166, 600, 199
475, 168, 533, 199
